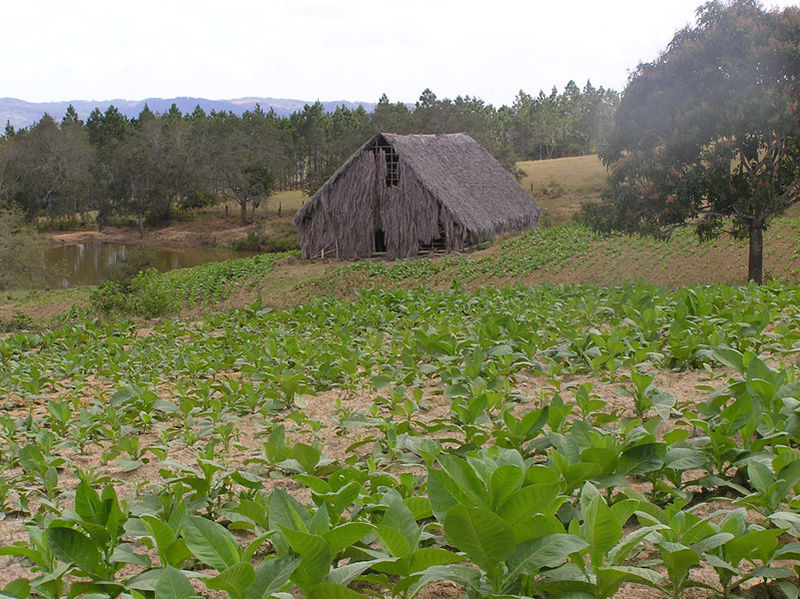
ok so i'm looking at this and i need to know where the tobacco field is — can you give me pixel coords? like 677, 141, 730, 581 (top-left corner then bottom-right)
1, 279, 800, 598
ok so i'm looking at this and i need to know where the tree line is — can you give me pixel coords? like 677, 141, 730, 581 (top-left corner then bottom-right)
0, 82, 618, 230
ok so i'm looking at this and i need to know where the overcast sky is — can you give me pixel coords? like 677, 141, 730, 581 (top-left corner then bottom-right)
3, 0, 798, 106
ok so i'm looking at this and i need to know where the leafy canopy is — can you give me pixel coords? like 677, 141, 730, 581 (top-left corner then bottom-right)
586, 0, 800, 283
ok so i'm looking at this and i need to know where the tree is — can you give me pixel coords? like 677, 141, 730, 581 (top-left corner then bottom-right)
86, 105, 131, 147
590, 0, 800, 283
62, 104, 82, 127
199, 112, 277, 225
117, 117, 170, 236
371, 93, 412, 134
2, 114, 93, 222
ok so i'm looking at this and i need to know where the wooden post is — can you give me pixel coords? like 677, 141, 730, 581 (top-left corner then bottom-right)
278, 202, 282, 217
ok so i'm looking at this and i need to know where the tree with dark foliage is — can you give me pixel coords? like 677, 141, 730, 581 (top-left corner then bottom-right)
587, 0, 800, 283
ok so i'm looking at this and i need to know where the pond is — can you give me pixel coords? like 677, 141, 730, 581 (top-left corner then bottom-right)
45, 242, 254, 288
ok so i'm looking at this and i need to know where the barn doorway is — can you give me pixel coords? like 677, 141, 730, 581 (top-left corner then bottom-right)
374, 228, 387, 253
419, 223, 446, 253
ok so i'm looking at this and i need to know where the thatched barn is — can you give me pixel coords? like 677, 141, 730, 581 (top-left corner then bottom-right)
294, 133, 542, 260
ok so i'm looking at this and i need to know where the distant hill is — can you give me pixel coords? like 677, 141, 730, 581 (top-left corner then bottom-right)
0, 97, 379, 129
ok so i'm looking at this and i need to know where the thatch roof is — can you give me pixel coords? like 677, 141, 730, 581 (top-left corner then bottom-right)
378, 133, 540, 235
294, 133, 541, 259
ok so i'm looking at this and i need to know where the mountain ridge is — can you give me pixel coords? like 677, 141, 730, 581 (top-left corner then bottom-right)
0, 96, 380, 129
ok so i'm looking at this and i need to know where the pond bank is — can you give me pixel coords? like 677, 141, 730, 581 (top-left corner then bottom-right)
45, 217, 255, 249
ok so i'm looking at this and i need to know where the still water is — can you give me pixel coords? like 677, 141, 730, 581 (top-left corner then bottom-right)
46, 242, 253, 288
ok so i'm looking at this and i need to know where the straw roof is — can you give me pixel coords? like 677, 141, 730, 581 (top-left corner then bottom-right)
380, 133, 540, 235
295, 133, 541, 259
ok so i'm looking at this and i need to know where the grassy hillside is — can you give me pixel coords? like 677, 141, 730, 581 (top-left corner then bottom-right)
297, 220, 800, 303
518, 155, 606, 225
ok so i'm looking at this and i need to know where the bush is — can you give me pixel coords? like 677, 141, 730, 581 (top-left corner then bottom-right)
105, 247, 153, 292
232, 231, 263, 252
178, 189, 215, 211
39, 215, 83, 231
91, 268, 180, 318
260, 236, 299, 253
0, 310, 37, 332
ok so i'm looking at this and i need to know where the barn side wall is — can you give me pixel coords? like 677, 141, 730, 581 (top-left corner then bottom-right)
378, 159, 445, 260
297, 150, 379, 259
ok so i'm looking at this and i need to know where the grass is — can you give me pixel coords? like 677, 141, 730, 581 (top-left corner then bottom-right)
518, 155, 606, 225
270, 189, 308, 213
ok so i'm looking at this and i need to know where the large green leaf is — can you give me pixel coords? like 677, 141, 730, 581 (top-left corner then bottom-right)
497, 479, 560, 528
142, 515, 178, 566
327, 558, 392, 586
503, 533, 588, 589
489, 464, 523, 510
2, 579, 31, 599
580, 486, 622, 568
269, 489, 310, 534
44, 526, 101, 576
380, 495, 420, 549
725, 528, 782, 565
656, 541, 700, 582
74, 482, 102, 526
747, 462, 773, 495
281, 527, 332, 589
376, 525, 412, 560
619, 443, 666, 476
427, 454, 485, 520
154, 566, 197, 599
293, 443, 322, 473
183, 516, 241, 572
711, 346, 745, 374
322, 522, 373, 556
307, 582, 367, 599
442, 505, 515, 572
595, 565, 662, 598
409, 547, 464, 572
205, 562, 255, 599
406, 564, 484, 597
246, 556, 300, 599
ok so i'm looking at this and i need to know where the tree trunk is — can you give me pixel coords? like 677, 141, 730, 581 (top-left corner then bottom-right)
748, 220, 764, 284
138, 214, 144, 238
240, 200, 248, 226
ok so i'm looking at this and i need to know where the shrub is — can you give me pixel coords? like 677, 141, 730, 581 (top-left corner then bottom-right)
232, 231, 263, 252
0, 310, 37, 332
91, 268, 180, 318
105, 247, 153, 292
